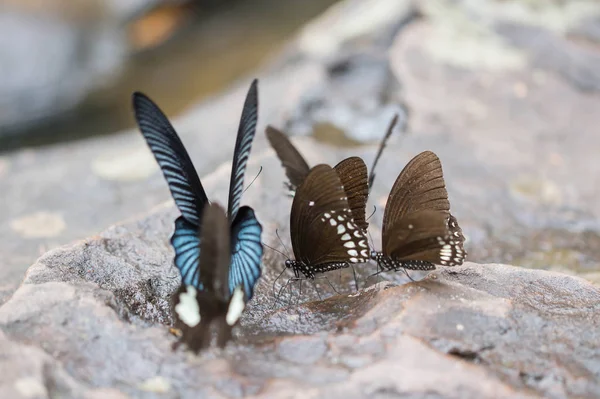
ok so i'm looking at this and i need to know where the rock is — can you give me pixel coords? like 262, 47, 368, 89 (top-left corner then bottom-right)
1, 147, 599, 398
4, 0, 600, 304
2, 0, 600, 395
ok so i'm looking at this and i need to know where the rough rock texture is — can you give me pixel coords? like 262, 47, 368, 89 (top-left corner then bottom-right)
2, 0, 600, 397
2, 144, 600, 398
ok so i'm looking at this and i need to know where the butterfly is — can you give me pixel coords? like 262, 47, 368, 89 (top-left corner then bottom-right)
171, 203, 248, 352
282, 164, 370, 280
370, 151, 466, 272
132, 80, 263, 350
266, 114, 399, 196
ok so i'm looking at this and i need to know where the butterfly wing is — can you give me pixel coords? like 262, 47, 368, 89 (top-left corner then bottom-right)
290, 164, 369, 266
227, 80, 259, 222
170, 217, 202, 288
228, 206, 263, 300
265, 125, 310, 191
368, 114, 398, 191
132, 92, 208, 227
383, 210, 464, 266
382, 151, 450, 238
380, 151, 466, 266
334, 157, 369, 232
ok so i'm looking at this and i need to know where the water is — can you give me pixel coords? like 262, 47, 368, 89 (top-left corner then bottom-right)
1, 0, 340, 151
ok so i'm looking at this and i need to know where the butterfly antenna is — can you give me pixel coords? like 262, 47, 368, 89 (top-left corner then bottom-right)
241, 166, 263, 196
263, 242, 288, 258
367, 230, 376, 252
368, 113, 398, 191
275, 229, 291, 258
366, 205, 377, 222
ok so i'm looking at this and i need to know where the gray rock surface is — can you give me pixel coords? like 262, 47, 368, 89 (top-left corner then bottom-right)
1, 150, 599, 398
2, 0, 600, 396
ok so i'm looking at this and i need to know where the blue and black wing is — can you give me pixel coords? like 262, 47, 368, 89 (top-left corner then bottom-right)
133, 92, 209, 287
228, 206, 263, 300
133, 92, 208, 226
227, 80, 259, 221
170, 216, 202, 287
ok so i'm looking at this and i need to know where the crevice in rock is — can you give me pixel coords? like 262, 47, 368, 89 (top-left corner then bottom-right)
447, 345, 493, 364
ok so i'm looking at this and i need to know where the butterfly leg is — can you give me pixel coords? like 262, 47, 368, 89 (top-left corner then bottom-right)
316, 276, 340, 296
296, 278, 303, 307
308, 278, 323, 301
272, 277, 295, 310
272, 267, 288, 299
349, 263, 359, 292
400, 267, 415, 282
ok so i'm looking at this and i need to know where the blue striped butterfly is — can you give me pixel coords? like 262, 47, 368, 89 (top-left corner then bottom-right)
133, 80, 263, 350
171, 203, 248, 352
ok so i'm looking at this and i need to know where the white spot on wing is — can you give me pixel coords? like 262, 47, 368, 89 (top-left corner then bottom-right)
341, 233, 351, 241
330, 219, 336, 226
324, 213, 331, 219
348, 249, 358, 256
344, 241, 356, 248
175, 285, 200, 327
337, 224, 346, 234
309, 201, 315, 206
226, 286, 246, 326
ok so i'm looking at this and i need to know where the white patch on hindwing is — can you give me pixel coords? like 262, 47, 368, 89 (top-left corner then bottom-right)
226, 286, 246, 326
175, 285, 201, 327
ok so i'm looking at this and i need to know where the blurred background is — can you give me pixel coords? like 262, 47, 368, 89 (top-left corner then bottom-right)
0, 0, 342, 302
0, 0, 340, 148
2, 0, 600, 305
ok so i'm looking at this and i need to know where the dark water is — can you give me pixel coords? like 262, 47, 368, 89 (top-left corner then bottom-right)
1, 0, 340, 151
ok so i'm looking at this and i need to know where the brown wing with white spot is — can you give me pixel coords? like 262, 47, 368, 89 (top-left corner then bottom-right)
381, 151, 466, 266
290, 164, 369, 267
383, 210, 465, 266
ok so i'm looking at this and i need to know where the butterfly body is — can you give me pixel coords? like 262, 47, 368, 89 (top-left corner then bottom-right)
133, 80, 263, 352
171, 204, 249, 353
285, 259, 350, 280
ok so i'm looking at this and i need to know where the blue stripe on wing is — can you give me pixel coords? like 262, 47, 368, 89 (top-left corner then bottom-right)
133, 92, 208, 226
171, 216, 203, 289
227, 79, 259, 222
229, 206, 263, 300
